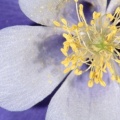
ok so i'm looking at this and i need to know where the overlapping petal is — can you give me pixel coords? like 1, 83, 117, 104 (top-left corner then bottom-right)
19, 0, 107, 26
0, 26, 66, 111
107, 0, 120, 13
46, 65, 120, 120
19, 0, 77, 26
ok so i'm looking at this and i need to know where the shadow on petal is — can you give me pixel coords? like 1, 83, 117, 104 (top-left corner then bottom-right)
33, 34, 65, 74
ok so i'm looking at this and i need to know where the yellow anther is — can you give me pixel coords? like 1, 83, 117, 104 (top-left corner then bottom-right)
107, 30, 117, 41
71, 64, 76, 70
93, 12, 101, 20
100, 72, 103, 78
71, 25, 78, 30
111, 75, 116, 80
70, 43, 78, 52
106, 13, 114, 21
99, 80, 106, 87
61, 48, 68, 56
53, 21, 61, 27
94, 78, 99, 84
71, 56, 78, 64
117, 76, 120, 83
110, 25, 117, 31
85, 27, 89, 32
106, 62, 114, 74
61, 18, 67, 25
63, 41, 70, 47
115, 7, 120, 14
74, 69, 82, 75
64, 67, 71, 73
88, 80, 94, 87
63, 33, 70, 39
115, 59, 120, 64
103, 64, 107, 72
78, 22, 84, 27
79, 4, 83, 12
63, 34, 73, 42
90, 20, 95, 25
61, 58, 70, 67
74, 0, 78, 2
89, 71, 94, 79
79, 4, 84, 17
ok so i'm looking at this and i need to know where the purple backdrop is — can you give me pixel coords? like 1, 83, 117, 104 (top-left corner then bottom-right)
0, 0, 52, 120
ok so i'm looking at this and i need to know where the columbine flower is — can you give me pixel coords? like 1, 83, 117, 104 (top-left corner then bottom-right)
55, 1, 120, 88
0, 0, 120, 120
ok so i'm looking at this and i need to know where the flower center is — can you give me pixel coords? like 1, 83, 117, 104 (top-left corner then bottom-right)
53, 0, 120, 87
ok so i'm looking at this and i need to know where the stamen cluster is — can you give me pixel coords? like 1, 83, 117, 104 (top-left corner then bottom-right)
53, 0, 120, 87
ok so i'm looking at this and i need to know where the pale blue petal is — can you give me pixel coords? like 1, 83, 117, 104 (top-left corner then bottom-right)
0, 26, 66, 111
19, 0, 106, 26
107, 0, 120, 13
19, 0, 77, 26
46, 65, 120, 120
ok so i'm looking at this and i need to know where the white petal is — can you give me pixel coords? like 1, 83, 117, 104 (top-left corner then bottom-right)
19, 0, 106, 26
46, 65, 120, 120
19, 0, 78, 26
0, 26, 66, 111
107, 0, 120, 13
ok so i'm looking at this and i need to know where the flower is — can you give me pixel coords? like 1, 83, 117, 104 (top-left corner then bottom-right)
55, 2, 120, 88
0, 0, 120, 120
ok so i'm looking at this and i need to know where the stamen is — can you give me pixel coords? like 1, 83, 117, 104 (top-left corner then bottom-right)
53, 0, 120, 87
74, 0, 81, 22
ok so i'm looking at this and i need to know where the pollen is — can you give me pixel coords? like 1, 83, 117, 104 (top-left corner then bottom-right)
53, 0, 120, 87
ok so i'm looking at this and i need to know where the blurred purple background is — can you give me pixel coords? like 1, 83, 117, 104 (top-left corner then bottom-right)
0, 0, 51, 120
